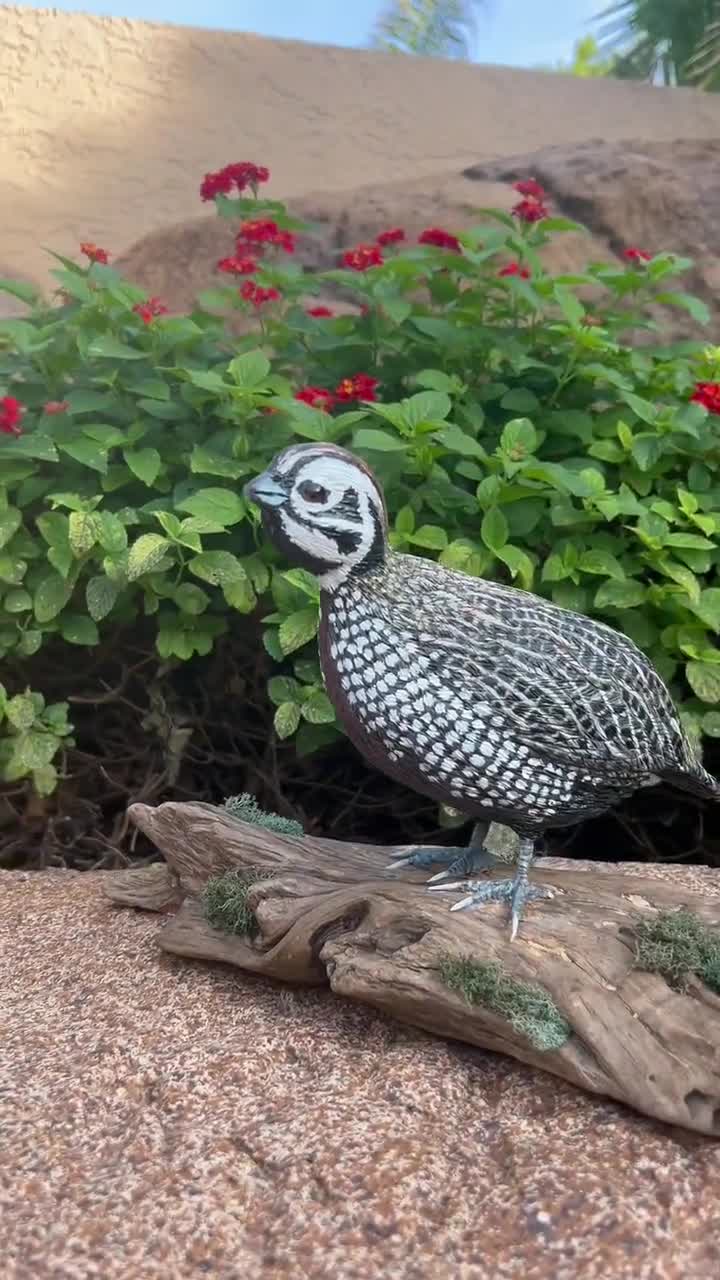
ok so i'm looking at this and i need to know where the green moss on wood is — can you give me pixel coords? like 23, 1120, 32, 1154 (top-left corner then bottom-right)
632, 909, 720, 994
223, 792, 304, 837
202, 869, 266, 939
439, 954, 571, 1053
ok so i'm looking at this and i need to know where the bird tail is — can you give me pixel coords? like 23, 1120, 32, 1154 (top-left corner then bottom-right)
660, 765, 720, 802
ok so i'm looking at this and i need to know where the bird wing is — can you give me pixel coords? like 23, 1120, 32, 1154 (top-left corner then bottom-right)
396, 574, 688, 780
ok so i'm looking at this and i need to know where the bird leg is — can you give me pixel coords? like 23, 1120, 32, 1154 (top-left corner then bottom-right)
386, 821, 516, 882
428, 836, 555, 941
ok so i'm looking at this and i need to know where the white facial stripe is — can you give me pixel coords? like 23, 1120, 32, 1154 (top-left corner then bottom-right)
292, 457, 382, 521
317, 489, 376, 589
278, 510, 341, 564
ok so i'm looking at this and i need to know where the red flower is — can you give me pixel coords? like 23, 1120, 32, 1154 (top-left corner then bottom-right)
0, 396, 24, 436
376, 228, 406, 246
80, 242, 109, 264
418, 227, 461, 252
335, 374, 379, 403
239, 220, 295, 253
200, 161, 269, 202
513, 178, 546, 200
623, 247, 652, 264
498, 261, 530, 279
342, 243, 384, 271
295, 387, 336, 412
306, 305, 334, 317
43, 400, 69, 415
133, 296, 169, 324
691, 382, 720, 415
240, 280, 281, 307
512, 198, 549, 224
217, 255, 258, 275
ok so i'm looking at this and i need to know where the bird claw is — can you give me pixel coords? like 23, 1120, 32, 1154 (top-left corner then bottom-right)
387, 846, 499, 880
429, 876, 556, 940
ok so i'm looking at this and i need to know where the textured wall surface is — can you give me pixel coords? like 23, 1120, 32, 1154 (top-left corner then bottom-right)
4, 5, 720, 297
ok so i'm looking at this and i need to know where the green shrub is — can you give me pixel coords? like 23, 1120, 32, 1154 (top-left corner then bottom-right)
2, 168, 720, 799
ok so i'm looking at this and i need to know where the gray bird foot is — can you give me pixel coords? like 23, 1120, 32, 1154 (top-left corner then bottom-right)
386, 844, 500, 882
428, 876, 556, 941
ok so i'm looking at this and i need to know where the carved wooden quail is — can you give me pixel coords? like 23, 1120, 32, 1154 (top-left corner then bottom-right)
245, 443, 720, 938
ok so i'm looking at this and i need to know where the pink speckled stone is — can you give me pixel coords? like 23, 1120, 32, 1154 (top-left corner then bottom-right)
2, 868, 720, 1279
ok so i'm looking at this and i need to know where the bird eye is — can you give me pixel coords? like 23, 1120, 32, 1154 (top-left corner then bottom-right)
298, 480, 329, 504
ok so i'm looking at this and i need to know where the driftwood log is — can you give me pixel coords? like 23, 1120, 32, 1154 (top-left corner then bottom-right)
105, 801, 720, 1137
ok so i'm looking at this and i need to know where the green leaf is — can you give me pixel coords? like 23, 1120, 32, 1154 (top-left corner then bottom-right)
686, 661, 720, 704
500, 417, 537, 459
579, 550, 625, 580
0, 433, 58, 462
95, 511, 128, 555
228, 350, 271, 387
552, 284, 584, 329
282, 569, 320, 601
481, 507, 508, 553
190, 446, 248, 480
60, 614, 100, 645
123, 448, 161, 487
496, 544, 534, 589
127, 533, 170, 581
632, 435, 663, 472
10, 730, 59, 770
176, 487, 246, 527
622, 392, 657, 425
6, 693, 36, 730
59, 439, 108, 473
300, 691, 336, 725
437, 424, 486, 459
86, 335, 144, 360
694, 589, 720, 633
173, 584, 209, 615
402, 391, 452, 428
664, 533, 715, 550
267, 676, 302, 706
412, 525, 448, 551
0, 507, 21, 550
3, 588, 31, 613
594, 579, 646, 609
395, 505, 416, 536
86, 575, 119, 621
189, 551, 248, 587
0, 278, 38, 305
500, 388, 540, 413
68, 511, 98, 557
274, 701, 301, 739
223, 579, 256, 613
414, 369, 458, 394
353, 428, 407, 453
34, 573, 71, 623
278, 607, 319, 655
702, 711, 720, 738
32, 764, 58, 796
658, 292, 710, 326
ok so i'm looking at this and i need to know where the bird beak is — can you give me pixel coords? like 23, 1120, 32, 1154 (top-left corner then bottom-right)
244, 471, 286, 508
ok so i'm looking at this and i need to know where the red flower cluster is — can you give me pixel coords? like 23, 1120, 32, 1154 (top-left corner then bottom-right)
217, 255, 258, 276
306, 305, 334, 317
691, 382, 720, 415
513, 178, 545, 199
511, 179, 549, 224
294, 374, 379, 413
342, 243, 384, 271
498, 261, 531, 279
623, 247, 652, 264
80, 242, 109, 264
418, 227, 461, 252
240, 280, 280, 307
133, 296, 169, 324
376, 227, 406, 246
335, 374, 379, 403
237, 219, 295, 254
295, 387, 336, 412
43, 400, 69, 415
200, 161, 269, 202
0, 395, 24, 436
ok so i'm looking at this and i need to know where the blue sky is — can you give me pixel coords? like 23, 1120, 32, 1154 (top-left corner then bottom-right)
21, 1, 600, 68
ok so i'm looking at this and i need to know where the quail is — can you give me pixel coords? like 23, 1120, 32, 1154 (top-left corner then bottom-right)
245, 443, 719, 938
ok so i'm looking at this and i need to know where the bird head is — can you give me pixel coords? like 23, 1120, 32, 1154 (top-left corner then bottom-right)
244, 443, 388, 590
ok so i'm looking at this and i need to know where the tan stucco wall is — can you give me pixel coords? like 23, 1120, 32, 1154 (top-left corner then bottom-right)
4, 4, 720, 297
